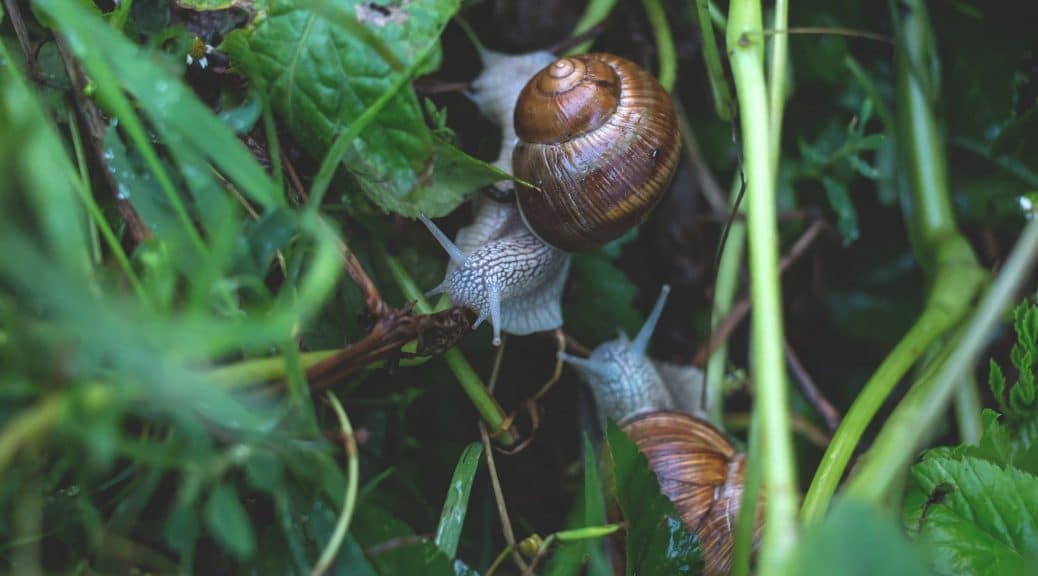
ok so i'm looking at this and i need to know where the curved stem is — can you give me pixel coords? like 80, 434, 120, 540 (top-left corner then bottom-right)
311, 392, 359, 576
847, 217, 1038, 500
641, 0, 677, 92
384, 255, 515, 445
801, 0, 987, 523
566, 0, 618, 55
727, 1, 798, 571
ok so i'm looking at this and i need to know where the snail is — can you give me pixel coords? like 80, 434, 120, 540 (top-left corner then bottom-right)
420, 52, 681, 345
559, 286, 762, 576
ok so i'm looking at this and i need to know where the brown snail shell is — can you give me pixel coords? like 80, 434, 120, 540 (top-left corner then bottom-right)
512, 53, 681, 252
622, 411, 762, 576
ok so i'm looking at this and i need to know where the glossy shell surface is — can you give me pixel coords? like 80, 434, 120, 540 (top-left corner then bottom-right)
513, 53, 680, 251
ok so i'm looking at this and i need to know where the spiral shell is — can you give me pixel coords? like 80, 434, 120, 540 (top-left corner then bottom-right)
623, 411, 761, 576
512, 53, 680, 252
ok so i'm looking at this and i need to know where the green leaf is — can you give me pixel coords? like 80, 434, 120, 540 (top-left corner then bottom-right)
822, 176, 860, 244
544, 434, 612, 576
222, 0, 500, 217
606, 421, 704, 576
568, 253, 642, 343
788, 499, 932, 575
203, 484, 256, 560
905, 456, 1038, 576
434, 442, 482, 559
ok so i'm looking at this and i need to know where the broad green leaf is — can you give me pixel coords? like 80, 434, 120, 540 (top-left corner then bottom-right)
222, 0, 500, 217
204, 484, 256, 560
568, 253, 642, 343
788, 500, 932, 575
606, 421, 704, 576
905, 456, 1038, 576
434, 442, 483, 559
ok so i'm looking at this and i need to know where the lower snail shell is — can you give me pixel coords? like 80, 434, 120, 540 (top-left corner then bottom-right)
560, 286, 762, 575
622, 411, 761, 576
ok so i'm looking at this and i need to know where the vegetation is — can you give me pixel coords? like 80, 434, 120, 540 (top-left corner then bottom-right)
1, 0, 1035, 574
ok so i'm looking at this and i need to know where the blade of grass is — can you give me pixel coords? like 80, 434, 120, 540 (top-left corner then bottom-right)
434, 442, 483, 558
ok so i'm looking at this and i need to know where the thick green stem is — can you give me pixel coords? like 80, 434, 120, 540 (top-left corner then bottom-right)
727, 1, 798, 571
384, 255, 515, 445
800, 239, 983, 523
848, 218, 1038, 499
801, 0, 987, 523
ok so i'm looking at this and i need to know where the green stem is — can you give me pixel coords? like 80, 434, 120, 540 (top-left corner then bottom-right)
801, 0, 987, 523
0, 396, 63, 474
384, 255, 515, 445
705, 178, 746, 425
641, 0, 677, 92
693, 0, 734, 120
800, 245, 982, 523
847, 217, 1038, 500
727, 1, 798, 571
955, 371, 983, 444
566, 0, 618, 55
313, 392, 359, 576
767, 0, 789, 175
732, 411, 761, 576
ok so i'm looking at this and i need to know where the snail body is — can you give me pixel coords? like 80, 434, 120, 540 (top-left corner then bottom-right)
560, 286, 761, 576
421, 51, 679, 344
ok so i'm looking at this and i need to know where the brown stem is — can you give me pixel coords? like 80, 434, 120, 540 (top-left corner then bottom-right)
692, 219, 829, 365
784, 339, 841, 432
54, 37, 151, 243
302, 306, 475, 391
479, 421, 529, 573
281, 149, 386, 316
4, 0, 37, 80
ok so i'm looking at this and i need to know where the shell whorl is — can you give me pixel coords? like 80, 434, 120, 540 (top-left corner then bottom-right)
513, 53, 681, 252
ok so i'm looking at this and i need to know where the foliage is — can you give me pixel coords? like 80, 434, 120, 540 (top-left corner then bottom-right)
2, 0, 1038, 574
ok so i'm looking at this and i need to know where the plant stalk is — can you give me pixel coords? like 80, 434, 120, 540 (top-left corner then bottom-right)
847, 217, 1038, 499
727, 0, 798, 571
384, 255, 515, 445
801, 0, 986, 524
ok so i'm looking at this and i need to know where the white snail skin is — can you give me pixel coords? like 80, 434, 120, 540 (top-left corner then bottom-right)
421, 198, 570, 346
559, 285, 678, 425
419, 52, 574, 346
469, 50, 557, 191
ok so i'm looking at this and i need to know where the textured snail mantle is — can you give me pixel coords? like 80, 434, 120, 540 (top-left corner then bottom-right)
420, 52, 679, 346
560, 287, 762, 576
513, 53, 682, 252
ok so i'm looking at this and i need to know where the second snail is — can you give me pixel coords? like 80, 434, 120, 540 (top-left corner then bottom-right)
421, 51, 681, 345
